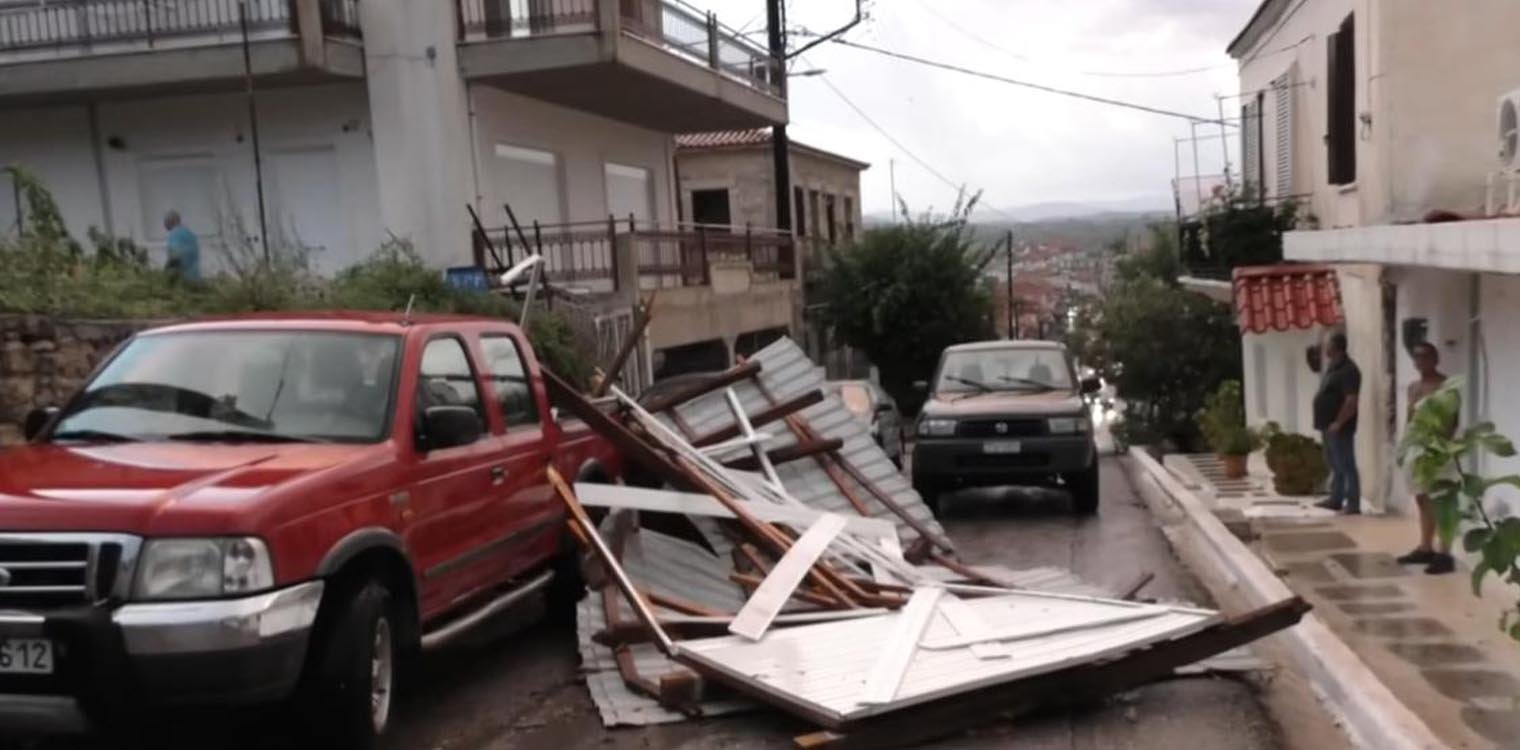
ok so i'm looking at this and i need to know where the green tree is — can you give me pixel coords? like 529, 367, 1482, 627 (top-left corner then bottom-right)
818, 196, 995, 413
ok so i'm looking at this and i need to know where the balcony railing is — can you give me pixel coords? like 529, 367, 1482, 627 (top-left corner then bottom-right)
0, 0, 361, 56
470, 216, 796, 292
455, 0, 779, 96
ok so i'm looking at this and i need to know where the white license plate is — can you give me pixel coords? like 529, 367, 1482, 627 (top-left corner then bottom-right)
983, 441, 1022, 455
0, 638, 54, 674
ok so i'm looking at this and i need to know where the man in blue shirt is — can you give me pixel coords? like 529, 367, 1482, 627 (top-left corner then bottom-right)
163, 210, 201, 282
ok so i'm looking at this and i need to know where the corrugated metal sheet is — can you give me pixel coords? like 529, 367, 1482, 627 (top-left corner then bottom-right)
676, 594, 1219, 723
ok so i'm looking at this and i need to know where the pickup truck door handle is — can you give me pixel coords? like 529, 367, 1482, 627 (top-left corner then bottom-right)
490, 465, 508, 485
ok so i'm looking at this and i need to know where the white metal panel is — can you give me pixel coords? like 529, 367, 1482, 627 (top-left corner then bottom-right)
572, 483, 898, 541
860, 587, 944, 704
729, 513, 848, 641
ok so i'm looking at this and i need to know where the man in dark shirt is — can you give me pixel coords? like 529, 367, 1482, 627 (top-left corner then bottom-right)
1314, 333, 1362, 514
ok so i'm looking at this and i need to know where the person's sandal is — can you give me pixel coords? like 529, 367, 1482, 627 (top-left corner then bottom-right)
1396, 548, 1437, 565
1426, 554, 1456, 575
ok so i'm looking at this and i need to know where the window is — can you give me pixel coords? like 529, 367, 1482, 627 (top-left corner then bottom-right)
825, 194, 837, 245
808, 190, 821, 238
844, 196, 855, 240
1272, 69, 1296, 198
605, 162, 653, 224
494, 143, 564, 227
1326, 13, 1356, 186
690, 188, 732, 226
480, 335, 540, 427
793, 185, 806, 237
934, 348, 1074, 394
1241, 97, 1262, 197
418, 338, 486, 433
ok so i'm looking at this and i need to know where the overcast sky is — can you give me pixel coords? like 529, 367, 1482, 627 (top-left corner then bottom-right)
690, 0, 1260, 218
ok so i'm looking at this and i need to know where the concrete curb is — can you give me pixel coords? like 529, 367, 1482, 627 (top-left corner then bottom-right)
1125, 448, 1446, 750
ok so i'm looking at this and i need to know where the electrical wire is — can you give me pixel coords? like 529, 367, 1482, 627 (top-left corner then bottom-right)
826, 37, 1232, 125
812, 72, 1017, 220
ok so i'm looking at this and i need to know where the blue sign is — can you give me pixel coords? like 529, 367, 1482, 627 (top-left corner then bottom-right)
445, 266, 490, 292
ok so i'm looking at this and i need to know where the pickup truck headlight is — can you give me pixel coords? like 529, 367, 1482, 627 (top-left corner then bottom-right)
1048, 415, 1093, 435
918, 418, 957, 437
134, 537, 274, 600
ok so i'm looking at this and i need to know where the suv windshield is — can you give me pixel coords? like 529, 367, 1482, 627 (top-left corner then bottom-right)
50, 331, 401, 444
935, 347, 1073, 394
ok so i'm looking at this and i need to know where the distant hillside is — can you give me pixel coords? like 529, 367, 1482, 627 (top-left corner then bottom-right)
971, 212, 1168, 250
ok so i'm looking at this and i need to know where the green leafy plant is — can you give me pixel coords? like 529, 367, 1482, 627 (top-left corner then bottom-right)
1260, 422, 1328, 496
1198, 380, 1258, 456
1399, 377, 1520, 640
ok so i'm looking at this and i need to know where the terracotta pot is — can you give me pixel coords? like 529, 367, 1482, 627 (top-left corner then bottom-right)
1220, 453, 1249, 480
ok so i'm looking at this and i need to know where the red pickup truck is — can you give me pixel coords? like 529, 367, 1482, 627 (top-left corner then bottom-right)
0, 312, 619, 746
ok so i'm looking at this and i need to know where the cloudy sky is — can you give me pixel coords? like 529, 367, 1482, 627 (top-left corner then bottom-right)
690, 0, 1261, 218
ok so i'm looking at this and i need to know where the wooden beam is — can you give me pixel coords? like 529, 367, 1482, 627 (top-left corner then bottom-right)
544, 368, 702, 493
731, 572, 840, 609
644, 590, 728, 618
723, 437, 845, 471
690, 389, 825, 448
640, 360, 763, 414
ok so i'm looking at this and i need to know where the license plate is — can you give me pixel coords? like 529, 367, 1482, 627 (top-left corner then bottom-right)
983, 441, 1022, 455
0, 638, 54, 674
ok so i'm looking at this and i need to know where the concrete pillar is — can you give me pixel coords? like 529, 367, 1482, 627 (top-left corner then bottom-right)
360, 0, 473, 266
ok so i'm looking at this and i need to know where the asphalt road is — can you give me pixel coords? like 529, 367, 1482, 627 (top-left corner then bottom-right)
44, 456, 1298, 750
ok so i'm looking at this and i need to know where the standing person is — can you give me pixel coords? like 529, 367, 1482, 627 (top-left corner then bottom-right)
163, 210, 201, 283
1396, 342, 1457, 574
1315, 332, 1362, 514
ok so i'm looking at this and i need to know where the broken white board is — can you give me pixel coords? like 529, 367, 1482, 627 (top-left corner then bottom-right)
729, 513, 849, 641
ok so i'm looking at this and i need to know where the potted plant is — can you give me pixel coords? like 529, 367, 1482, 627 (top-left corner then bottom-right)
1260, 422, 1329, 496
1198, 380, 1258, 479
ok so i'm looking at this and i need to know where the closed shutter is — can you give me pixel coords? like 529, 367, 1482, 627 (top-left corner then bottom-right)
1326, 14, 1356, 185
1272, 70, 1295, 197
1241, 100, 1261, 193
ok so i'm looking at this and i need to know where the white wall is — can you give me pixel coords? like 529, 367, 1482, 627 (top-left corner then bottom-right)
0, 84, 382, 275
468, 86, 677, 230
1476, 273, 1520, 517
1243, 328, 1323, 436
1335, 263, 1391, 512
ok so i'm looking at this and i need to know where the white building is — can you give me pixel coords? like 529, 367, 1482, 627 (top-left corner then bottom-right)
0, 0, 804, 381
1229, 0, 1520, 513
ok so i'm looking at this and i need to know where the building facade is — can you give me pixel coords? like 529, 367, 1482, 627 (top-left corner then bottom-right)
1230, 0, 1520, 514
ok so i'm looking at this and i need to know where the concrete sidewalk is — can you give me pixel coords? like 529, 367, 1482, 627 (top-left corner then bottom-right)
1170, 452, 1520, 749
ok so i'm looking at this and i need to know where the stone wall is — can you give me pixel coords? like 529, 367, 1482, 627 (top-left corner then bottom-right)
0, 316, 160, 444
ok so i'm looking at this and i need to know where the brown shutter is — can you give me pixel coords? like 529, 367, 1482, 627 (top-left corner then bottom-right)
1327, 15, 1357, 185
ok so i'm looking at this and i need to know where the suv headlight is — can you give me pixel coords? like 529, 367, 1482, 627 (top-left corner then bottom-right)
1048, 415, 1092, 435
134, 537, 274, 600
918, 418, 957, 437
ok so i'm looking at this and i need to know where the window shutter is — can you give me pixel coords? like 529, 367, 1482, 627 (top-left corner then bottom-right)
1241, 101, 1261, 193
1273, 71, 1294, 197
1326, 15, 1356, 185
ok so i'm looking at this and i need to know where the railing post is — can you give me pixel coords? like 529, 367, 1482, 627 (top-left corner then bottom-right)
706, 12, 719, 70
698, 224, 708, 286
143, 0, 153, 47
745, 222, 753, 266
607, 215, 620, 291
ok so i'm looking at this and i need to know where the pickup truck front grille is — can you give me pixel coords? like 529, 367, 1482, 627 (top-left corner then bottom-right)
956, 418, 1047, 438
0, 534, 141, 609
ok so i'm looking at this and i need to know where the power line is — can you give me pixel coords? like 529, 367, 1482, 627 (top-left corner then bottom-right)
812, 72, 1017, 220
911, 0, 1226, 79
826, 37, 1233, 125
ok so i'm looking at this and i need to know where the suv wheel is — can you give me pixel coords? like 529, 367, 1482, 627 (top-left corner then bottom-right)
914, 478, 945, 518
1067, 461, 1100, 515
309, 580, 396, 749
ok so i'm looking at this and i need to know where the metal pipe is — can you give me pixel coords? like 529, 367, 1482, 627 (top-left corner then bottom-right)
420, 569, 554, 651
240, 1, 270, 262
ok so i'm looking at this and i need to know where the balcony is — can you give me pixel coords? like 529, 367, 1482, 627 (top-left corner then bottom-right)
0, 0, 363, 104
455, 0, 786, 131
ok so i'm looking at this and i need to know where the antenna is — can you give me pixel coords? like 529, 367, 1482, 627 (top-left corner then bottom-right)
402, 293, 416, 325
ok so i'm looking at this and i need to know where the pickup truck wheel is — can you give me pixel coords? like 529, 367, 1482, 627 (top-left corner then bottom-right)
312, 581, 396, 749
544, 532, 586, 624
1067, 461, 1100, 516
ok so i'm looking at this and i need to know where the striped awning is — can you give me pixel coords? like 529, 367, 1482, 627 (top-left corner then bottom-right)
1232, 264, 1343, 334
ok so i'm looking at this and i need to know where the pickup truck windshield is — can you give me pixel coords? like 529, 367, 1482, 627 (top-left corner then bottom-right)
51, 331, 401, 444
935, 348, 1073, 394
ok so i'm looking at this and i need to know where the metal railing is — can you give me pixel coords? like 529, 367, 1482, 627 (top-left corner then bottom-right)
0, 0, 360, 56
470, 215, 796, 291
455, 0, 779, 96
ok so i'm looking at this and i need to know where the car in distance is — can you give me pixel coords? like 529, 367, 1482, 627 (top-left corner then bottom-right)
911, 340, 1101, 516
826, 380, 904, 467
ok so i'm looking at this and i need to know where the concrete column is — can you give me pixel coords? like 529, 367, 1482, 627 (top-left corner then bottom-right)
361, 0, 473, 266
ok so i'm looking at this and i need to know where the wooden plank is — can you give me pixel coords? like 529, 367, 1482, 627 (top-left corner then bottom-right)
860, 587, 945, 705
724, 438, 845, 471
730, 572, 841, 609
793, 597, 1312, 748
690, 390, 825, 448
730, 514, 850, 641
1118, 571, 1156, 601
644, 590, 728, 618
544, 368, 701, 493
641, 360, 763, 414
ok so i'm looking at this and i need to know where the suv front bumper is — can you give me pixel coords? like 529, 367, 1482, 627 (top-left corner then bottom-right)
913, 435, 1096, 486
0, 580, 322, 735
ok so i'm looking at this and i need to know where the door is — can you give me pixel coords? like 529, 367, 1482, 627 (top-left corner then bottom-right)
406, 335, 508, 618
477, 333, 559, 575
691, 188, 732, 227
269, 147, 350, 273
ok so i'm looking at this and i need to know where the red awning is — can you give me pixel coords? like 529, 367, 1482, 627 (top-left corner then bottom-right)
1232, 264, 1344, 334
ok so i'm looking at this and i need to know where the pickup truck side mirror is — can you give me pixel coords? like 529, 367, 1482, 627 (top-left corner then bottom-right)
1080, 376, 1102, 395
912, 380, 928, 393
420, 406, 484, 451
23, 406, 58, 441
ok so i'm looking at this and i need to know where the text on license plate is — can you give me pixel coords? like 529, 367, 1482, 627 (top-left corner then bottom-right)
0, 638, 54, 674
982, 441, 1022, 454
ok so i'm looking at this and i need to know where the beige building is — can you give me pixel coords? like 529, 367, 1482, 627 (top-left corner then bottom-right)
1230, 0, 1520, 517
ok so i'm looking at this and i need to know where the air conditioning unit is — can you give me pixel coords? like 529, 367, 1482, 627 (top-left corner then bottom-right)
1499, 87, 1520, 169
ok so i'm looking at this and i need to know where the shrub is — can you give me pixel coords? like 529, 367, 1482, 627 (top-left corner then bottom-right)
1198, 380, 1259, 457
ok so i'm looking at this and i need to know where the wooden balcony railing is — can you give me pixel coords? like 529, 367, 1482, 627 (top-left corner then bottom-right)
0, 0, 361, 56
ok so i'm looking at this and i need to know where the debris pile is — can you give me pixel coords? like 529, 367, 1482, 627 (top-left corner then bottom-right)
547, 338, 1308, 747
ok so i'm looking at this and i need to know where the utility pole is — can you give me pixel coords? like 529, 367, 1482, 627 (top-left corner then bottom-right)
1004, 230, 1014, 340
766, 0, 791, 233
889, 158, 897, 222
239, 0, 269, 262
